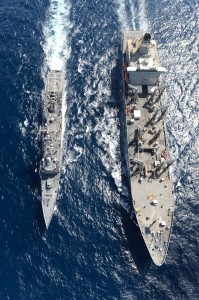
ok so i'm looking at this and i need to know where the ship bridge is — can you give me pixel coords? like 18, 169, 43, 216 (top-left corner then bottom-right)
123, 31, 166, 93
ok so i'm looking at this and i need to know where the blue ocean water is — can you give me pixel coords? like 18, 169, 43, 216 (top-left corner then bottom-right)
0, 0, 198, 299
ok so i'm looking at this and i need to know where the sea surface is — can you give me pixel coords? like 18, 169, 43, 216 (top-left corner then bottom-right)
0, 0, 198, 299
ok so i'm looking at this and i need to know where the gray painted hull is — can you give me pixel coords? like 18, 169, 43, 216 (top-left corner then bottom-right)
122, 31, 175, 266
40, 70, 63, 228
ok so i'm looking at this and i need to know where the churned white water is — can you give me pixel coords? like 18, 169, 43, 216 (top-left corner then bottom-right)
43, 0, 72, 71
138, 0, 149, 30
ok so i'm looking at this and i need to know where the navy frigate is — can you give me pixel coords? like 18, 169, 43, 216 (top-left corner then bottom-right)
122, 31, 175, 266
40, 70, 63, 228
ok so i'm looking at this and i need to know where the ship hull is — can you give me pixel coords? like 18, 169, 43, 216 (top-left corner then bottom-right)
122, 31, 175, 266
40, 70, 63, 228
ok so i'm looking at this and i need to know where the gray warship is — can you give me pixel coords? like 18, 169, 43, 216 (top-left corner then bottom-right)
40, 70, 63, 228
122, 31, 175, 266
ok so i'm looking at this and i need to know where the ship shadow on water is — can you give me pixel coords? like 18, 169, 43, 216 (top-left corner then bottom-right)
33, 145, 47, 235
35, 196, 46, 236
120, 206, 151, 273
111, 46, 152, 273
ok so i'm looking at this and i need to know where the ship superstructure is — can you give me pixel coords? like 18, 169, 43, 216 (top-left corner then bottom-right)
122, 31, 175, 266
40, 70, 63, 228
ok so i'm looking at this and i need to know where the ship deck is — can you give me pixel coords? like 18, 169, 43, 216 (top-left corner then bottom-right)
125, 92, 174, 266
40, 70, 63, 228
122, 31, 174, 266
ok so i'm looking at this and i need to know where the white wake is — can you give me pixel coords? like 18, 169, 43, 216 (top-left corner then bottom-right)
43, 0, 72, 71
115, 0, 131, 31
115, 0, 149, 31
138, 0, 149, 30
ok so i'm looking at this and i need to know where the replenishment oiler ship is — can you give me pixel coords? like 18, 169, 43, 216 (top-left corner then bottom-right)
40, 70, 63, 228
122, 31, 175, 266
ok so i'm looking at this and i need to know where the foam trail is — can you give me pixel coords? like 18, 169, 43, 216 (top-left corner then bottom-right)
43, 0, 71, 71
130, 2, 136, 30
115, 0, 137, 30
115, 0, 130, 31
138, 0, 148, 30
